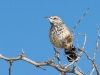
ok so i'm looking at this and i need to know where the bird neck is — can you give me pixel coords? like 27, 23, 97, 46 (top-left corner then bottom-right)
50, 22, 64, 27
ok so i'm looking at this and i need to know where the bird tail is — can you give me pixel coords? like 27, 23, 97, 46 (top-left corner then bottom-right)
64, 46, 77, 62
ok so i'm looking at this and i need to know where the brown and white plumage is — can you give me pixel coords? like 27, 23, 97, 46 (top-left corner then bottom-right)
45, 16, 77, 62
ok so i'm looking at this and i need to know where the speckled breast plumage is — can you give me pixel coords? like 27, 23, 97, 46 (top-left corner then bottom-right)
49, 24, 73, 49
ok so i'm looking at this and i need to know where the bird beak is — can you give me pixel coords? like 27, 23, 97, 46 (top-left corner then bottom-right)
44, 16, 50, 19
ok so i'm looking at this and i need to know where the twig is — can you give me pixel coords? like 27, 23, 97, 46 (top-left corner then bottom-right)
79, 48, 100, 75
72, 7, 89, 32
74, 33, 87, 49
65, 61, 75, 69
90, 65, 95, 75
82, 34, 87, 49
65, 33, 87, 70
76, 34, 80, 48
8, 60, 13, 75
52, 47, 62, 66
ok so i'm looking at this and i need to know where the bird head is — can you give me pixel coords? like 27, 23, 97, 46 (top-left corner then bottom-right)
45, 16, 63, 25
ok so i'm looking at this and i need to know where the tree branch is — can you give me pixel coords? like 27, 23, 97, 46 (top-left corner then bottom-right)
0, 53, 83, 75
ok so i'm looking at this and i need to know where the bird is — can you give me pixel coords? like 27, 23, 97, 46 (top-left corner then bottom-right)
45, 16, 77, 62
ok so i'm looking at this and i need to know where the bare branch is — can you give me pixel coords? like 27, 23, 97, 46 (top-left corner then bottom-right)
75, 33, 87, 49
0, 52, 83, 75
72, 7, 89, 32
90, 65, 95, 75
8, 60, 13, 75
64, 33, 87, 71
52, 47, 63, 67
79, 48, 100, 75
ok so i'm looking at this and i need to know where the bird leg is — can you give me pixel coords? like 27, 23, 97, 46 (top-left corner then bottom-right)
52, 47, 63, 66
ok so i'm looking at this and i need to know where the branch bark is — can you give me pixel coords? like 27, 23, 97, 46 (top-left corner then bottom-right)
0, 53, 83, 75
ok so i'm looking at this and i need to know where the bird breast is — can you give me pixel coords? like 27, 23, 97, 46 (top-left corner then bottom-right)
49, 25, 72, 48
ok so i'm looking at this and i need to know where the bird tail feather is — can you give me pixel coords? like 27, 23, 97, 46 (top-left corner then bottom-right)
64, 46, 77, 62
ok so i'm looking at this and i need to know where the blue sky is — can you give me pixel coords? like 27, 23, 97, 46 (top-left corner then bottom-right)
0, 0, 100, 75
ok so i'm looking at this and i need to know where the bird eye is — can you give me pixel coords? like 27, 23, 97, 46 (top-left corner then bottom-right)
53, 18, 57, 19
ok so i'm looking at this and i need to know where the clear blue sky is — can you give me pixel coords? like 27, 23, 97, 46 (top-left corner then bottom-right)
0, 0, 100, 75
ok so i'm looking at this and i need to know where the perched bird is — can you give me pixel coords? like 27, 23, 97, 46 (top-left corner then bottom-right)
45, 16, 77, 62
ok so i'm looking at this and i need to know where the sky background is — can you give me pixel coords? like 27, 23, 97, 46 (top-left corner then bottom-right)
0, 0, 100, 75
